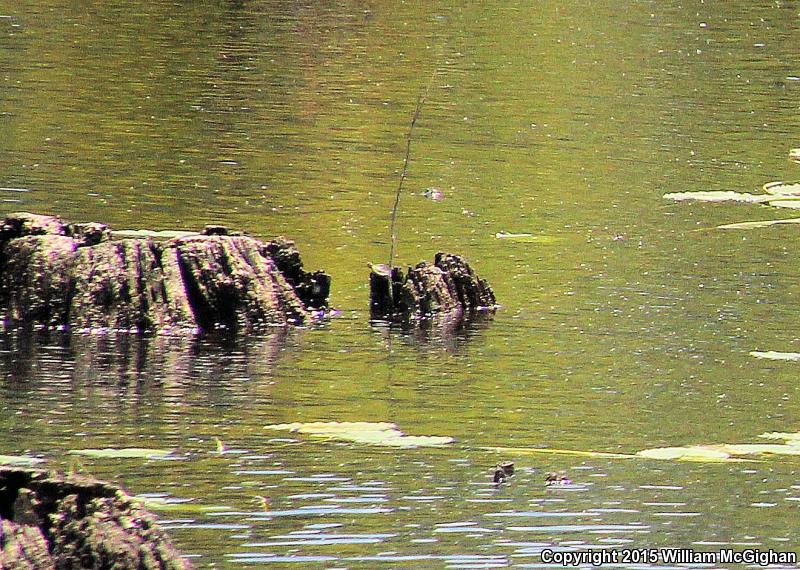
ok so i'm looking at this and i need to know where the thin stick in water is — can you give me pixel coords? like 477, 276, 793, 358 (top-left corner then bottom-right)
388, 70, 437, 271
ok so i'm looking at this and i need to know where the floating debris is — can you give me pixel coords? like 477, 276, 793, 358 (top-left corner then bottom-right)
663, 191, 774, 204
484, 446, 635, 459
716, 218, 800, 230
760, 431, 800, 442
750, 350, 800, 362
494, 232, 558, 243
0, 454, 45, 466
664, 182, 800, 210
764, 181, 800, 196
68, 448, 176, 459
495, 232, 534, 239
636, 446, 742, 463
264, 421, 454, 448
638, 433, 800, 462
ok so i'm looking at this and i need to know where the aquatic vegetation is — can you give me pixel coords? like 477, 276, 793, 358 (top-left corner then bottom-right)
759, 431, 800, 443
750, 350, 800, 361
494, 232, 558, 243
636, 446, 744, 462
489, 433, 800, 464
764, 199, 800, 209
483, 446, 635, 459
214, 437, 227, 454
763, 181, 800, 196
719, 443, 800, 456
663, 191, 773, 204
664, 182, 800, 210
716, 218, 800, 230
131, 494, 233, 513
68, 448, 176, 459
264, 421, 454, 448
638, 432, 800, 462
0, 454, 45, 466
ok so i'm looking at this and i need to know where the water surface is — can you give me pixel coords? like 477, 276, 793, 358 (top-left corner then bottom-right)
2, 1, 800, 567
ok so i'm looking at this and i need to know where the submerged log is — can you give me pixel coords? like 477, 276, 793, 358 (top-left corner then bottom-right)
0, 467, 191, 570
369, 252, 496, 321
0, 213, 330, 333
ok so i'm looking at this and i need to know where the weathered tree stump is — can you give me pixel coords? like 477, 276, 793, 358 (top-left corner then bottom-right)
369, 252, 496, 321
0, 213, 330, 333
0, 467, 191, 570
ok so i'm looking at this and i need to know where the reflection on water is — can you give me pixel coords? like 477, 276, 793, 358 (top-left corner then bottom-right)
371, 308, 495, 354
3, 0, 800, 567
1, 328, 290, 391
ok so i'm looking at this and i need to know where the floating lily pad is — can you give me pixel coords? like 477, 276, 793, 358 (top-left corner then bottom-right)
636, 446, 742, 462
68, 448, 175, 459
638, 439, 800, 461
758, 431, 800, 443
264, 422, 453, 448
0, 454, 45, 466
719, 444, 800, 456
717, 218, 800, 230
766, 199, 800, 209
663, 191, 773, 204
750, 351, 800, 362
763, 181, 800, 196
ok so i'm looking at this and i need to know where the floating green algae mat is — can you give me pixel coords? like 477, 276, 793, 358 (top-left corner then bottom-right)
716, 218, 800, 230
636, 446, 748, 463
483, 445, 635, 459
131, 495, 233, 513
663, 190, 776, 204
488, 431, 800, 464
638, 432, 800, 462
750, 351, 800, 362
764, 181, 800, 196
0, 454, 45, 466
664, 182, 800, 210
493, 232, 559, 243
68, 448, 176, 459
264, 421, 454, 448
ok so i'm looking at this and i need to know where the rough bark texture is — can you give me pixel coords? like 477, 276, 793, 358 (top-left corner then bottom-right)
0, 467, 191, 570
0, 213, 330, 333
370, 252, 496, 321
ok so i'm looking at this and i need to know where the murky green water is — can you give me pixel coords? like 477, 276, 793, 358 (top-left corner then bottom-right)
3, 0, 800, 567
